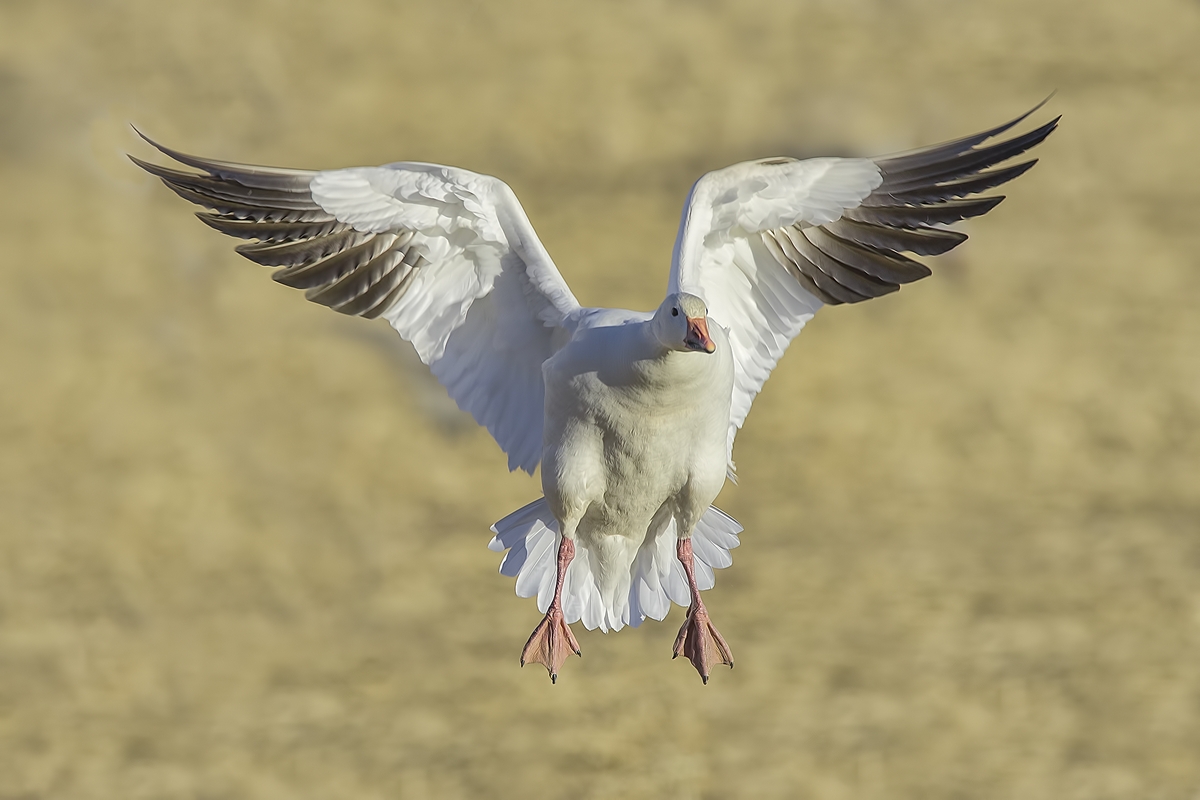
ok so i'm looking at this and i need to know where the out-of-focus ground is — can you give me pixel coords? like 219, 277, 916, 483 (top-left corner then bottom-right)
2, 1, 1199, 798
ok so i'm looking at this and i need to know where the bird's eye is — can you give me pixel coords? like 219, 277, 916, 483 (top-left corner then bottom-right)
671, 308, 678, 317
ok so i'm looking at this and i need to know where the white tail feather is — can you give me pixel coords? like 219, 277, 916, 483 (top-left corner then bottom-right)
488, 498, 742, 632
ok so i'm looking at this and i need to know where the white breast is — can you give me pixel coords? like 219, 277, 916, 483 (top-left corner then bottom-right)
535, 317, 734, 625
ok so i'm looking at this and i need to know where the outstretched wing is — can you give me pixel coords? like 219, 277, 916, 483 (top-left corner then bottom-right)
669, 102, 1059, 465
132, 134, 581, 473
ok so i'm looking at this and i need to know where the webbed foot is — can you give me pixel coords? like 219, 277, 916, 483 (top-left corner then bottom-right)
521, 606, 581, 683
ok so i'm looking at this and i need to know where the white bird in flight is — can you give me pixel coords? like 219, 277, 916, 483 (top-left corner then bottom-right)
132, 101, 1057, 683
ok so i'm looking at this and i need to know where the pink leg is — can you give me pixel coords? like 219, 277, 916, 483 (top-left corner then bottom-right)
673, 538, 734, 684
520, 536, 582, 683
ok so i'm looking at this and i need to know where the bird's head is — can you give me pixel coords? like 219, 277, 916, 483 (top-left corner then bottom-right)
652, 292, 715, 354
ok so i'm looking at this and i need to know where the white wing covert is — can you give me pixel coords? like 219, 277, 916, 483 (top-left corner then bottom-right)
132, 135, 580, 473
669, 104, 1059, 466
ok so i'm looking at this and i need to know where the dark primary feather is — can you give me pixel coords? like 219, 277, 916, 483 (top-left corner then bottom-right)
128, 156, 317, 209
272, 233, 399, 289
760, 102, 1058, 305
147, 175, 334, 223
769, 228, 874, 303
825, 217, 967, 256
877, 117, 1060, 193
236, 228, 375, 268
333, 247, 424, 319
871, 94, 1051, 173
195, 214, 347, 243
789, 228, 899, 301
130, 130, 427, 320
761, 233, 841, 305
865, 160, 1038, 206
131, 127, 315, 191
844, 196, 1004, 228
805, 226, 933, 285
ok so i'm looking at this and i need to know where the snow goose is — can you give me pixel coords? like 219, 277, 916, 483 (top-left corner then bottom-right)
131, 101, 1057, 683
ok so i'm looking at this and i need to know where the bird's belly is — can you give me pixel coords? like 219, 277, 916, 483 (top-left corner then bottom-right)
541, 348, 732, 547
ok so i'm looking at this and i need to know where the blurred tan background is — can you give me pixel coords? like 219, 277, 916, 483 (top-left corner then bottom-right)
2, 1, 1199, 798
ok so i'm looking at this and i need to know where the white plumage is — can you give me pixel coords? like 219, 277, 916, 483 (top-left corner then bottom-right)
132, 100, 1057, 682
489, 498, 743, 632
